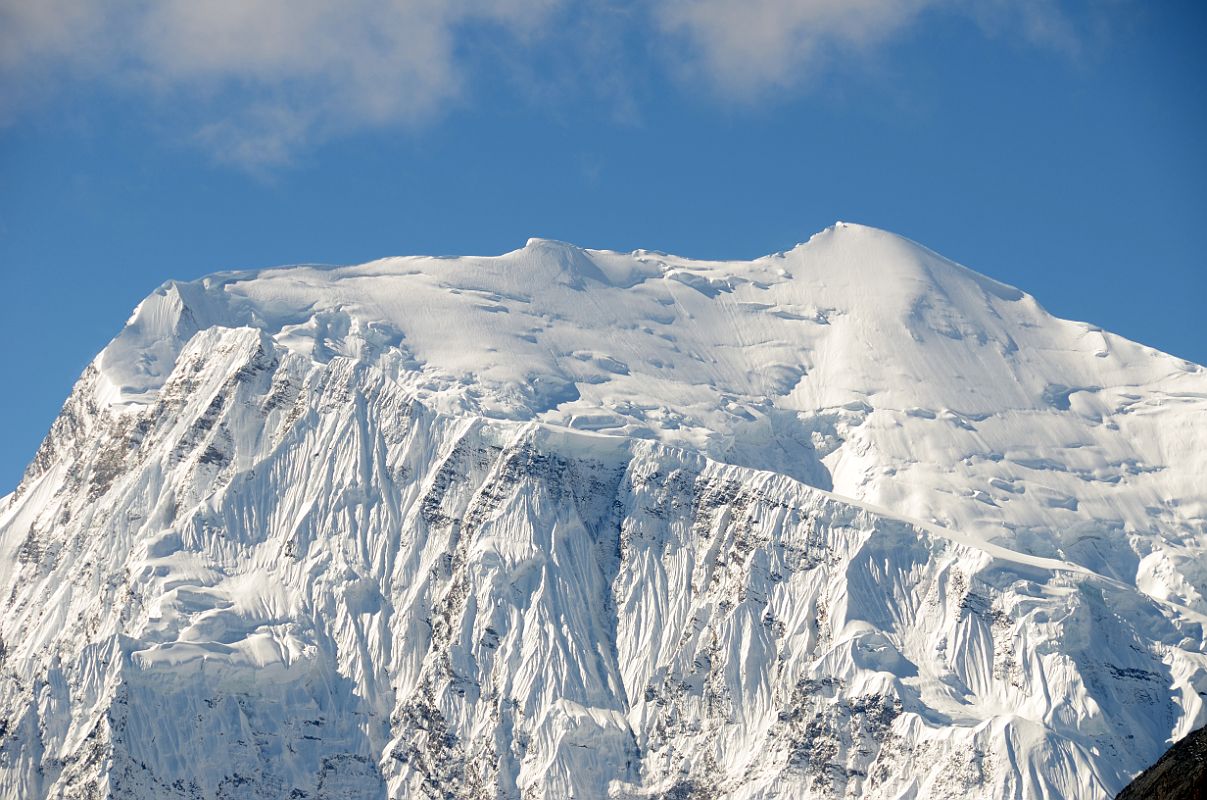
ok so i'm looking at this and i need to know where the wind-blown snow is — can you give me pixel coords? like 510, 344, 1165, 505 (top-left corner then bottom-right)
1, 223, 1204, 799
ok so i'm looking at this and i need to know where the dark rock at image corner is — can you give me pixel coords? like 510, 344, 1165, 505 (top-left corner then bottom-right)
1118, 726, 1207, 800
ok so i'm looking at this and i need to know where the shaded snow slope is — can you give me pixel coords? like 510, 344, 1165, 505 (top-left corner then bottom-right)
1, 224, 1205, 799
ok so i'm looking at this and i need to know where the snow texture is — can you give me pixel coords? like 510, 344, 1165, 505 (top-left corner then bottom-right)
1, 222, 1205, 799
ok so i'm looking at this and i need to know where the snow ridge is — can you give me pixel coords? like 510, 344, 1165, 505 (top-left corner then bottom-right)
1, 223, 1205, 799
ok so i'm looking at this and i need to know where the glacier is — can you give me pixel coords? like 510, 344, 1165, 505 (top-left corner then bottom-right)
0, 222, 1204, 799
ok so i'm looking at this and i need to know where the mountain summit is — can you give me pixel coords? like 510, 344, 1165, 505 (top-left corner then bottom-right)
2, 225, 1205, 799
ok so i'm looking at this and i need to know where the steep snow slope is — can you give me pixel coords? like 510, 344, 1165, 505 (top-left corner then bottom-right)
1, 223, 1204, 799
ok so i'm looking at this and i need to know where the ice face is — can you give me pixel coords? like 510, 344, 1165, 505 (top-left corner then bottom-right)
2, 224, 1204, 799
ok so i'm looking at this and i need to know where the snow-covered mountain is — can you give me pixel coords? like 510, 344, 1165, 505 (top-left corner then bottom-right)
1, 222, 1204, 799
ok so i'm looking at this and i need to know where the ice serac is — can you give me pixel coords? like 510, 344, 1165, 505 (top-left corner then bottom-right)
1, 223, 1205, 799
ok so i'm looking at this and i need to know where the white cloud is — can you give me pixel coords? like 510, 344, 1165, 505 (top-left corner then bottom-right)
653, 0, 944, 96
0, 0, 1102, 167
0, 0, 112, 117
0, 0, 561, 166
652, 0, 1099, 99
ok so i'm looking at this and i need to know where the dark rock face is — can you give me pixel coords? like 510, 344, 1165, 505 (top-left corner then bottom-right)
1117, 726, 1207, 800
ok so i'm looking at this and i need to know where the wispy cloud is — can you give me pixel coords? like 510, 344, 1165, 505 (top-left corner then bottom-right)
1, 0, 562, 167
653, 0, 944, 97
652, 0, 1101, 99
0, 0, 1104, 168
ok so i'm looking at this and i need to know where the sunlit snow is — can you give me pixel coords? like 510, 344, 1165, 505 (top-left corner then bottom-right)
1, 223, 1204, 799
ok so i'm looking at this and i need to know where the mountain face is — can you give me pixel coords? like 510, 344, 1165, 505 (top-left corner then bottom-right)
1, 222, 1205, 799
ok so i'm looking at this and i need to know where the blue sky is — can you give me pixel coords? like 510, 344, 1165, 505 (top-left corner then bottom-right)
1, 0, 1204, 492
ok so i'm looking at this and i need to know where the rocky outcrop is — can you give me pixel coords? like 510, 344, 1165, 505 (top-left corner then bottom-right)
1117, 726, 1207, 800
